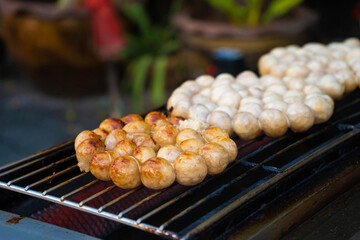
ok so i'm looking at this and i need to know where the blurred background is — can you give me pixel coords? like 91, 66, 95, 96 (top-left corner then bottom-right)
0, 0, 359, 164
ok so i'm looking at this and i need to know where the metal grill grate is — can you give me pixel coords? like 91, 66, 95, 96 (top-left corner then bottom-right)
0, 90, 359, 239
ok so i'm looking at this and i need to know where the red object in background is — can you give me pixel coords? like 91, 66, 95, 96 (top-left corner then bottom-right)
81, 0, 126, 61
352, 1, 360, 20
205, 64, 217, 76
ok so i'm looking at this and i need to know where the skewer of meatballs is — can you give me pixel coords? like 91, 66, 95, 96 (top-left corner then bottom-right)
75, 112, 238, 190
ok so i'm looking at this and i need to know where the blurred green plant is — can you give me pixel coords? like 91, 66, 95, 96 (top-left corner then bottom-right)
119, 1, 182, 112
206, 0, 302, 27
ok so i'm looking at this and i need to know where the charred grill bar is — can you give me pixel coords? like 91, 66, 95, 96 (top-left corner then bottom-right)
0, 90, 359, 239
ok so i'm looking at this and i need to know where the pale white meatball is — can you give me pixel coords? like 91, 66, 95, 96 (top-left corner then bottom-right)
174, 152, 207, 186
248, 85, 264, 98
264, 100, 288, 113
233, 112, 262, 140
192, 94, 210, 105
333, 70, 357, 93
217, 91, 241, 108
266, 84, 287, 96
270, 47, 287, 57
235, 71, 260, 87
239, 103, 263, 118
305, 95, 334, 124
211, 85, 233, 103
214, 106, 237, 118
207, 111, 233, 135
167, 92, 190, 110
285, 65, 310, 78
203, 102, 217, 112
286, 103, 314, 132
259, 109, 289, 138
260, 75, 283, 88
188, 104, 210, 122
286, 78, 306, 91
240, 97, 262, 106
317, 74, 344, 99
199, 88, 212, 97
258, 54, 278, 75
307, 60, 325, 72
303, 84, 323, 96
181, 80, 201, 94
195, 75, 215, 88
157, 145, 183, 163
262, 92, 282, 104
171, 100, 191, 118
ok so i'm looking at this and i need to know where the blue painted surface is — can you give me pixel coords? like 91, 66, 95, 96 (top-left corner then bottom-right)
0, 210, 100, 240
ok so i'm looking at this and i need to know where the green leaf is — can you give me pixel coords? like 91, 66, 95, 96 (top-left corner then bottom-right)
121, 3, 151, 35
246, 0, 263, 26
206, 0, 247, 25
150, 55, 167, 107
262, 0, 302, 23
131, 55, 152, 112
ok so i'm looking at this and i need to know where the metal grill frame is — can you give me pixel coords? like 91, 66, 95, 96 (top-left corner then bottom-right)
0, 90, 359, 240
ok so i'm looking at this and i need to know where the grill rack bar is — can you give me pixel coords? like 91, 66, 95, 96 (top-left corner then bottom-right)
0, 90, 358, 239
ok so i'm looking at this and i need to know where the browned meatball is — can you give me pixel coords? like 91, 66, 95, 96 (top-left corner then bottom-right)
123, 121, 151, 135
211, 136, 238, 163
202, 127, 229, 142
141, 157, 176, 190
120, 114, 143, 125
133, 146, 156, 164
152, 124, 178, 146
110, 156, 141, 189
132, 134, 160, 152
99, 118, 125, 133
104, 129, 127, 150
198, 142, 229, 175
144, 111, 167, 127
168, 116, 185, 127
74, 130, 100, 150
76, 138, 106, 172
232, 112, 262, 140
176, 128, 204, 146
174, 152, 208, 186
179, 138, 205, 153
259, 109, 289, 138
92, 128, 108, 142
113, 139, 137, 156
89, 151, 117, 181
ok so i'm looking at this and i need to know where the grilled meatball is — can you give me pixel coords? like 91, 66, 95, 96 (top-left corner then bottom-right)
144, 111, 167, 127
99, 118, 125, 133
202, 127, 229, 142
174, 152, 207, 186
176, 128, 204, 146
141, 157, 176, 190
132, 134, 160, 152
179, 138, 205, 153
104, 129, 127, 150
168, 116, 185, 127
198, 142, 229, 175
76, 138, 106, 172
123, 121, 151, 135
92, 128, 108, 142
152, 124, 178, 146
110, 156, 141, 189
75, 130, 100, 150
89, 151, 117, 181
120, 114, 143, 125
113, 139, 137, 156
133, 146, 156, 164
211, 136, 238, 163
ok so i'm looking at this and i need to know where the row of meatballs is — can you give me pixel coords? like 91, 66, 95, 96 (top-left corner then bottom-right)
75, 112, 237, 190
